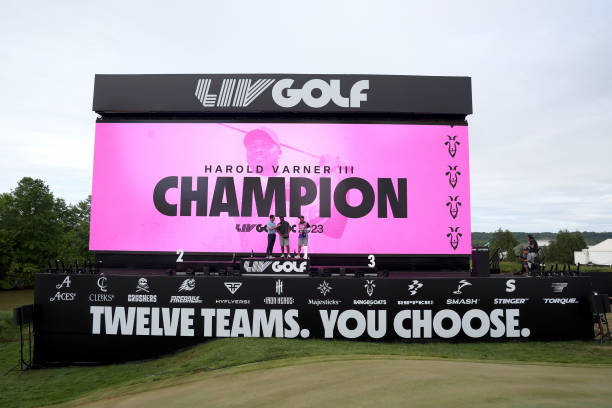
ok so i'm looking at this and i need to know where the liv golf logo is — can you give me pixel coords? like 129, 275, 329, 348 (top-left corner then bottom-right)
194, 78, 369, 109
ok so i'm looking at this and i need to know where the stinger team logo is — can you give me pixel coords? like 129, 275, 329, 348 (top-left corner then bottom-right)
178, 278, 196, 292
453, 279, 472, 295
408, 280, 423, 296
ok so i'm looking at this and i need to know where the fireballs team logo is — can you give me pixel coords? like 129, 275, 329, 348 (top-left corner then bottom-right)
224, 282, 242, 294
445, 196, 462, 219
408, 280, 423, 296
445, 165, 461, 188
317, 281, 333, 296
447, 227, 462, 250
445, 135, 460, 158
178, 278, 196, 292
194, 78, 369, 109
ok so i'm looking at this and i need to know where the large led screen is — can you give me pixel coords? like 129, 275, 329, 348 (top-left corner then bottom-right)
90, 123, 471, 254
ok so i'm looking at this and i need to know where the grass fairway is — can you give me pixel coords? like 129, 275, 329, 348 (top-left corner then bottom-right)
72, 357, 612, 408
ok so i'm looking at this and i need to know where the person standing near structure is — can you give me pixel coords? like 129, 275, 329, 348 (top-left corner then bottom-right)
276, 216, 291, 258
266, 215, 277, 258
297, 215, 310, 258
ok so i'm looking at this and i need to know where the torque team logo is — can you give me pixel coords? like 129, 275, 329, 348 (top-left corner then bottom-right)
224, 282, 242, 294
408, 280, 423, 296
178, 278, 196, 292
551, 283, 568, 293
317, 281, 333, 296
136, 277, 150, 293
364, 280, 376, 297
447, 227, 462, 250
453, 279, 472, 295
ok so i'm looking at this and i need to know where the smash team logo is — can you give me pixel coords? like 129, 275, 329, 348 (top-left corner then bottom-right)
445, 165, 461, 188
317, 281, 333, 296
447, 227, 462, 250
445, 135, 460, 158
408, 280, 423, 296
194, 78, 369, 109
224, 282, 242, 294
445, 196, 462, 219
453, 279, 472, 295
178, 278, 196, 292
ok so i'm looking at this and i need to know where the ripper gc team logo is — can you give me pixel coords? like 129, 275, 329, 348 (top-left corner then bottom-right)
447, 227, 462, 250
194, 78, 369, 109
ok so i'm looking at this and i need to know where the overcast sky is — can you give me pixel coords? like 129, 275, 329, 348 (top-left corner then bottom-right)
1, 0, 610, 232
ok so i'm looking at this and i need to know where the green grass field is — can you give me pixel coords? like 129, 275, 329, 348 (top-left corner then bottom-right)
2, 289, 612, 407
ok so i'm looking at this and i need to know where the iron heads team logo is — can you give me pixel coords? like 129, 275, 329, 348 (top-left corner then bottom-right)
224, 282, 242, 294
408, 280, 423, 296
136, 278, 150, 293
445, 165, 461, 188
453, 279, 472, 295
447, 227, 462, 250
364, 280, 376, 297
275, 279, 284, 295
445, 135, 460, 158
178, 278, 196, 292
96, 276, 108, 293
317, 281, 333, 296
445, 196, 462, 219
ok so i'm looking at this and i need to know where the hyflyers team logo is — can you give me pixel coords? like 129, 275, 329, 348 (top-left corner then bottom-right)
136, 278, 150, 293
445, 165, 461, 188
447, 227, 462, 250
364, 280, 376, 297
445, 135, 460, 158
194, 78, 369, 109
178, 278, 196, 292
445, 196, 462, 219
408, 280, 423, 296
453, 279, 472, 295
224, 282, 242, 294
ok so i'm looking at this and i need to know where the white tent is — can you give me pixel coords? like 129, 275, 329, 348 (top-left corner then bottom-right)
574, 239, 612, 266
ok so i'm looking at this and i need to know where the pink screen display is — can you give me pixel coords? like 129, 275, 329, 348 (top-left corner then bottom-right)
90, 123, 471, 254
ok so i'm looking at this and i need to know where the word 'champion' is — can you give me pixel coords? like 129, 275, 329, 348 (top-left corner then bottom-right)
153, 176, 407, 218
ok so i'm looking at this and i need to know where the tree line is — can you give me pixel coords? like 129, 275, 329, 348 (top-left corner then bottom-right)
0, 177, 91, 289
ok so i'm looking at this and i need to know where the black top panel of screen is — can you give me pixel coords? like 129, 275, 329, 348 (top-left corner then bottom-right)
93, 74, 472, 120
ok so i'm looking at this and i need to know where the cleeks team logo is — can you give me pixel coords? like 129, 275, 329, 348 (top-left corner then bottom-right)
445, 135, 460, 158
97, 276, 108, 292
445, 196, 462, 219
445, 165, 461, 188
447, 227, 462, 250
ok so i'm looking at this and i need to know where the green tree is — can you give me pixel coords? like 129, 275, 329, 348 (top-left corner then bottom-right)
547, 230, 587, 264
490, 228, 520, 261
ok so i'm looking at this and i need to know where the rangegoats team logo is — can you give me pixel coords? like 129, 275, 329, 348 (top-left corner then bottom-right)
445, 135, 460, 157
447, 227, 462, 250
408, 280, 423, 296
136, 278, 150, 293
453, 279, 472, 295
194, 77, 369, 109
445, 165, 461, 188
178, 278, 196, 292
364, 280, 376, 297
445, 196, 462, 219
